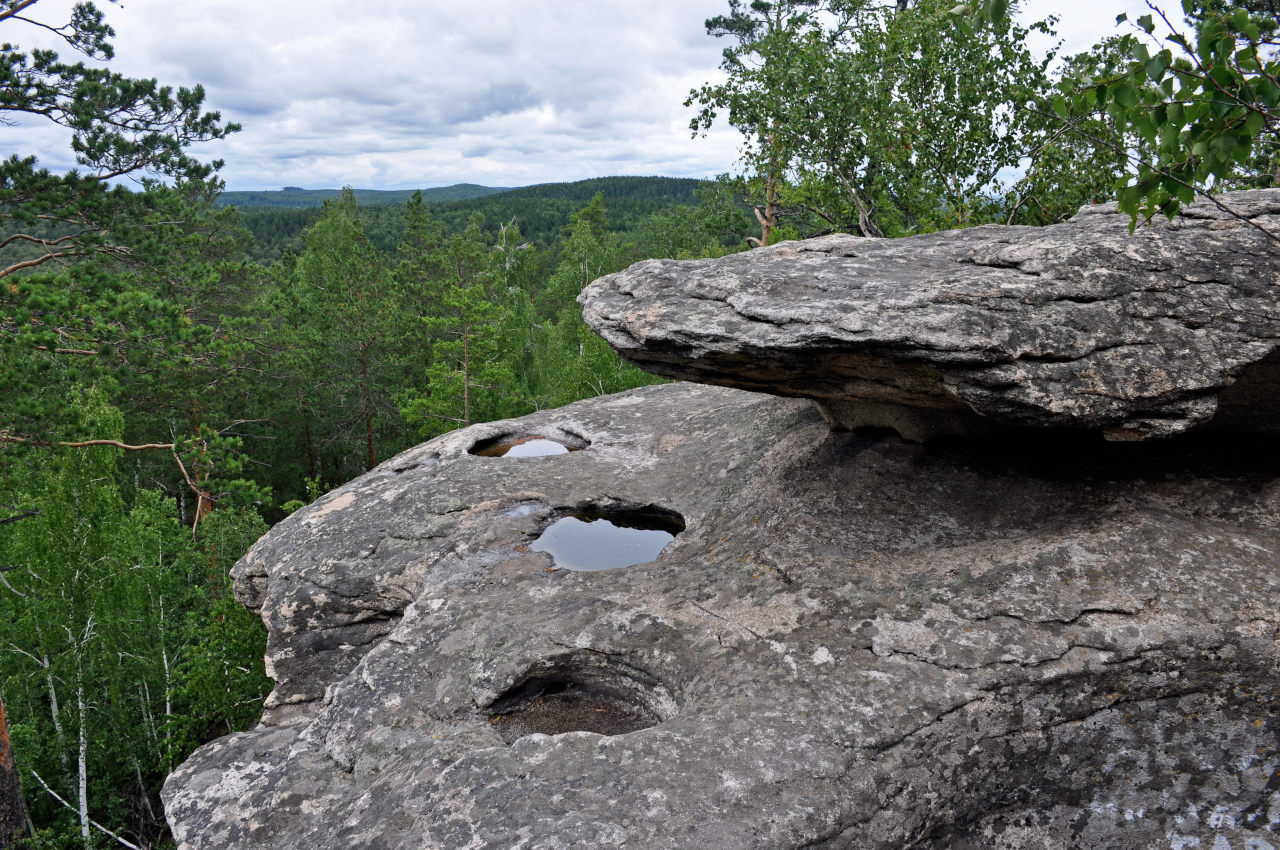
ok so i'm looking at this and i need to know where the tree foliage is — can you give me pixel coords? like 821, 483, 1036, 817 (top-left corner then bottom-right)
0, 391, 268, 849
0, 5, 272, 847
398, 215, 516, 439
1005, 35, 1147, 225
689, 0, 1057, 238
0, 0, 238, 403
292, 189, 399, 470
971, 0, 1280, 229
1092, 1, 1279, 226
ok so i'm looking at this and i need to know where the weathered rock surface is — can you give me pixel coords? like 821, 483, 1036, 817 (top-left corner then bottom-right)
581, 191, 1280, 440
164, 382, 1280, 849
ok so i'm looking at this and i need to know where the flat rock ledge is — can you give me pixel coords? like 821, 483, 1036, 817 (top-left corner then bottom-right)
163, 383, 1280, 849
580, 190, 1280, 441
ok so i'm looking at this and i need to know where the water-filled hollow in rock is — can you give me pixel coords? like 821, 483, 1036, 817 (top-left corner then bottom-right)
470, 433, 588, 457
485, 653, 676, 743
531, 507, 684, 571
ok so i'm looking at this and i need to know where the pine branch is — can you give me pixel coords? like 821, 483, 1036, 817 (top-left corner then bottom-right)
0, 1, 41, 23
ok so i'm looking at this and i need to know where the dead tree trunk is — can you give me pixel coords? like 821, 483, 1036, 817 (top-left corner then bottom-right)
0, 695, 28, 848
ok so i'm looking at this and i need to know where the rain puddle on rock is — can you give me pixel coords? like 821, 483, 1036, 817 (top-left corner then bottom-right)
470, 435, 584, 458
531, 510, 684, 571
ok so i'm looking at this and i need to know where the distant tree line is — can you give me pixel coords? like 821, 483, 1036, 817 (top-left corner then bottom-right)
214, 184, 507, 209
236, 176, 708, 262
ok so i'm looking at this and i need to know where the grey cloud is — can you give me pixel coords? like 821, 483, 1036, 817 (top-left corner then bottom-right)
39, 0, 1140, 191
220, 89, 290, 118
438, 82, 539, 125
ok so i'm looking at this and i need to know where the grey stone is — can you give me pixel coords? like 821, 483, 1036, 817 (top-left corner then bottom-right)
163, 382, 1280, 849
580, 190, 1280, 440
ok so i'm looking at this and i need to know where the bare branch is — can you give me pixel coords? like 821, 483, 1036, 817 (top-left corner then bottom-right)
0, 230, 94, 252
0, 435, 175, 451
0, 250, 84, 280
27, 769, 142, 850
0, 503, 40, 526
169, 447, 213, 536
215, 419, 267, 435
0, 571, 27, 597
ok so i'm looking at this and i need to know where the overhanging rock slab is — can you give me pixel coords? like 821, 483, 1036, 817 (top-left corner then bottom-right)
581, 191, 1280, 440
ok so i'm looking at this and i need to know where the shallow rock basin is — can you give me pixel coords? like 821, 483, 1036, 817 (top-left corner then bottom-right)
531, 509, 683, 571
470, 434, 586, 457
484, 653, 675, 744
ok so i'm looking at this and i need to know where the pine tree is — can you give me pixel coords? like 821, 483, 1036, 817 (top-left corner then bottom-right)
1, 1, 238, 443
399, 218, 516, 439
291, 189, 400, 471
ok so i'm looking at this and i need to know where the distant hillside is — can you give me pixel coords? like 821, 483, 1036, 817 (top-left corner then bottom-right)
238, 176, 708, 262
216, 184, 508, 209
423, 176, 703, 247
485, 176, 701, 203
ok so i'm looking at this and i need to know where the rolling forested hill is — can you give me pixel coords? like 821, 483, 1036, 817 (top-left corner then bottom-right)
216, 184, 508, 209
234, 176, 705, 261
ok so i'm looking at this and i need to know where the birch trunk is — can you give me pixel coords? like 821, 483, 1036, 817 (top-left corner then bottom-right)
76, 671, 89, 849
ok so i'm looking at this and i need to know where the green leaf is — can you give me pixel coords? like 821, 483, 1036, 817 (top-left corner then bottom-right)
1244, 110, 1265, 137
1113, 81, 1138, 108
1133, 113, 1158, 144
1260, 78, 1280, 109
1117, 184, 1139, 216
1144, 56, 1165, 83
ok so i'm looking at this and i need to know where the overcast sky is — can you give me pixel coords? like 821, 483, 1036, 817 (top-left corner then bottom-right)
4, 0, 1154, 191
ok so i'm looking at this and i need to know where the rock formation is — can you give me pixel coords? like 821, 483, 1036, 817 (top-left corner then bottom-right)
164, 194, 1280, 849
581, 191, 1280, 441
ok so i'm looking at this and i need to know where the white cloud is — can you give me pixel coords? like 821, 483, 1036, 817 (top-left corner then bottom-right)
0, 0, 1177, 190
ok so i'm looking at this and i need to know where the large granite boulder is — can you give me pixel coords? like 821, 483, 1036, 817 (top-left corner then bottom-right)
581, 191, 1280, 440
163, 380, 1280, 848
